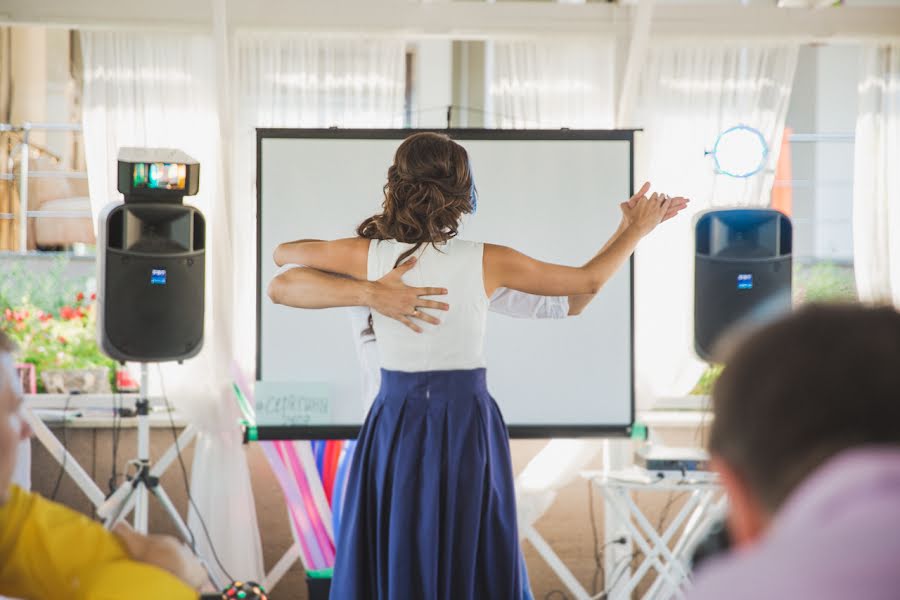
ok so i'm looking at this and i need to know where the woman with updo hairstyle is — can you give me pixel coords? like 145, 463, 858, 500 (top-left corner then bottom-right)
272, 132, 685, 599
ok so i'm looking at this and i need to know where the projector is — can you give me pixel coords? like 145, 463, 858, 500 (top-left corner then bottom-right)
635, 445, 711, 473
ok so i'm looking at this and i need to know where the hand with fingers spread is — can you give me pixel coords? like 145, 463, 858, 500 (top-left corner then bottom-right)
368, 257, 450, 333
621, 181, 690, 237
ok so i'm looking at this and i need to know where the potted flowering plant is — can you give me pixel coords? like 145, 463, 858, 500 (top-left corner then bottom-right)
1, 292, 118, 393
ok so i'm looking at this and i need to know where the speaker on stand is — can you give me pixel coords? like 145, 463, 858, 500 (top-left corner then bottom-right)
94, 148, 217, 585
98, 202, 205, 362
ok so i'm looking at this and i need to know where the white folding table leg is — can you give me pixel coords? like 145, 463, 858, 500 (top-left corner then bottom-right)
22, 408, 106, 508
523, 524, 592, 600
265, 543, 301, 591
643, 490, 719, 600
600, 488, 674, 599
621, 490, 700, 581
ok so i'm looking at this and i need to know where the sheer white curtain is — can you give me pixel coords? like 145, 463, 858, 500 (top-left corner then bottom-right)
630, 44, 798, 407
853, 44, 900, 307
81, 31, 264, 583
230, 34, 407, 374
490, 39, 614, 128
489, 38, 617, 532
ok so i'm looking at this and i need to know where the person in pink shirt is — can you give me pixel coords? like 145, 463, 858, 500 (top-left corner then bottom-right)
689, 304, 900, 600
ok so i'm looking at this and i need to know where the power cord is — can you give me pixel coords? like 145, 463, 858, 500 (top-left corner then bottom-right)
156, 364, 234, 583
599, 550, 639, 598
656, 491, 689, 535
109, 391, 122, 496
588, 481, 630, 596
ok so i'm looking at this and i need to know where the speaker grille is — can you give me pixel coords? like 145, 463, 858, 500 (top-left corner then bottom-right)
100, 203, 205, 362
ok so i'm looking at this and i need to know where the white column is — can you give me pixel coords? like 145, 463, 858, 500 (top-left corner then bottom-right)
414, 40, 454, 128
10, 27, 48, 141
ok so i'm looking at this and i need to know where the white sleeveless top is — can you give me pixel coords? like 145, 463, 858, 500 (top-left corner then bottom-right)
367, 238, 489, 372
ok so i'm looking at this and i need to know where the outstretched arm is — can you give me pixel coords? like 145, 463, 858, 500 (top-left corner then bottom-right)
484, 183, 687, 298
493, 217, 634, 318
565, 218, 629, 315
566, 188, 687, 314
272, 237, 369, 279
484, 227, 643, 297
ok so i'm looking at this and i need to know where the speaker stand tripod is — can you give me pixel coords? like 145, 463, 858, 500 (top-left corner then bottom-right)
97, 363, 194, 542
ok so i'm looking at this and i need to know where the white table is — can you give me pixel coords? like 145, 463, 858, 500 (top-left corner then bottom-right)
21, 394, 193, 512
583, 468, 725, 600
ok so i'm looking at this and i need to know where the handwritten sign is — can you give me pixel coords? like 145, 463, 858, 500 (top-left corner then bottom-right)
254, 381, 331, 426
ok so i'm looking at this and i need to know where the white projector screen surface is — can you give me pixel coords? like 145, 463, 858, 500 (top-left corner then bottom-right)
257, 130, 634, 437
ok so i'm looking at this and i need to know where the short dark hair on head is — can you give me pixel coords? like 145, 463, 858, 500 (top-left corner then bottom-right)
0, 330, 15, 354
709, 303, 900, 511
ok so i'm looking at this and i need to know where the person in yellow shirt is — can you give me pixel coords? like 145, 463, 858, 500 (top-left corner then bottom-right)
0, 330, 205, 600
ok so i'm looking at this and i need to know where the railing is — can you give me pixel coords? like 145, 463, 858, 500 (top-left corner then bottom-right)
0, 122, 91, 253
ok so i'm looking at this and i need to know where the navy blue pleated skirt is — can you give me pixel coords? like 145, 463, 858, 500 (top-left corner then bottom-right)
330, 368, 531, 600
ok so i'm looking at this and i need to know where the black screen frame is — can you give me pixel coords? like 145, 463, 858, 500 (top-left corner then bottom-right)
255, 128, 637, 440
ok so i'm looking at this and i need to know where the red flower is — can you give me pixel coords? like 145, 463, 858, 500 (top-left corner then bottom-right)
4, 308, 12, 320
60, 306, 75, 320
76, 292, 85, 302
90, 293, 97, 301
57, 335, 68, 344
39, 313, 52, 322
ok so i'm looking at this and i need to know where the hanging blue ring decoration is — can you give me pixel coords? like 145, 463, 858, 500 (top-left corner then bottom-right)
705, 124, 769, 178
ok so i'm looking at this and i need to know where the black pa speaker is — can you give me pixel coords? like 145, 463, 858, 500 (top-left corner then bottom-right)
97, 202, 205, 362
694, 208, 792, 361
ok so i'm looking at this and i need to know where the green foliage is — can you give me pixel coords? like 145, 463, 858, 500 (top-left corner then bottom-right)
1, 261, 115, 392
793, 261, 857, 304
0, 256, 89, 314
690, 364, 723, 396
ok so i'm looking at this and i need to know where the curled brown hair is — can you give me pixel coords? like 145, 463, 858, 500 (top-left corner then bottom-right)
357, 132, 474, 265
357, 132, 474, 336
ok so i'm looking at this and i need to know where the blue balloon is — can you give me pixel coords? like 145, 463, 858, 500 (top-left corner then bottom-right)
332, 440, 356, 542
313, 440, 326, 478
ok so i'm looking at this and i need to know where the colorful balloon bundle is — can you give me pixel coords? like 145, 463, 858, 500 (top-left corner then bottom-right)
312, 438, 356, 543
231, 365, 353, 573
